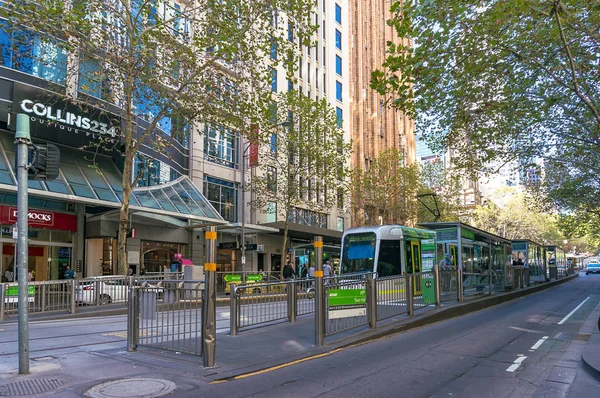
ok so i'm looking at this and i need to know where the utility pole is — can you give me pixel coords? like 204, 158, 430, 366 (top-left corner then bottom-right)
15, 113, 31, 374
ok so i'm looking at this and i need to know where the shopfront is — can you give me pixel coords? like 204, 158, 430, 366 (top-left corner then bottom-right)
0, 205, 77, 281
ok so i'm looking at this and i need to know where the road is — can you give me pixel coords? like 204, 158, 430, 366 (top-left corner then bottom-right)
1, 273, 599, 397
204, 273, 600, 398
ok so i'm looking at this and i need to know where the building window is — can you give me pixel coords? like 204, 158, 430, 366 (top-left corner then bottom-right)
337, 217, 344, 232
323, 74, 326, 93
335, 4, 342, 24
335, 29, 342, 50
204, 176, 237, 222
204, 124, 239, 168
307, 63, 310, 83
79, 59, 111, 101
270, 133, 277, 156
288, 22, 294, 42
322, 20, 326, 39
336, 81, 342, 102
0, 25, 67, 85
267, 201, 277, 223
271, 68, 277, 92
315, 67, 319, 88
336, 107, 343, 127
267, 167, 277, 192
336, 55, 342, 75
134, 155, 181, 187
288, 80, 293, 92
270, 38, 277, 60
288, 207, 327, 229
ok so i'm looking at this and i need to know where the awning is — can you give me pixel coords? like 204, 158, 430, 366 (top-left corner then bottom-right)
264, 221, 343, 245
0, 131, 225, 225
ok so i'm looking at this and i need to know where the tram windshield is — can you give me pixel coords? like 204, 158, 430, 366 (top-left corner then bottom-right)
341, 232, 376, 273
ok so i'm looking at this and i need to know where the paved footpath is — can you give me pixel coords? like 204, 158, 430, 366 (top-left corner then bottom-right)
0, 274, 598, 397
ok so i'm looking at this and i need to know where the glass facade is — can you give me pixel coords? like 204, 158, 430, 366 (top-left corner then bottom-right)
0, 23, 67, 85
204, 176, 237, 222
288, 207, 327, 228
335, 29, 342, 50
204, 124, 239, 168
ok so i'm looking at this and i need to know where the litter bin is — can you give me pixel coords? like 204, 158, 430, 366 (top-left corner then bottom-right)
140, 290, 157, 319
184, 264, 204, 300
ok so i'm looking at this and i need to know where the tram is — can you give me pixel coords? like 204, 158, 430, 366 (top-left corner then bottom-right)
340, 225, 437, 277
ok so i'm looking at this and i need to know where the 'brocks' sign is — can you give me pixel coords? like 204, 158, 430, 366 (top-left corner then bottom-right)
20, 99, 118, 137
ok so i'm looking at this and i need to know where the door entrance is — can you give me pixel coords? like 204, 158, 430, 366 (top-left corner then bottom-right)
406, 241, 422, 295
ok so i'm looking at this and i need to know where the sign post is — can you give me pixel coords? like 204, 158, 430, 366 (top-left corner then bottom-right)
15, 113, 31, 374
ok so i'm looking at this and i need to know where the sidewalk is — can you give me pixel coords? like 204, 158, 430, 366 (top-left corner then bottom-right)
0, 274, 582, 397
581, 298, 600, 378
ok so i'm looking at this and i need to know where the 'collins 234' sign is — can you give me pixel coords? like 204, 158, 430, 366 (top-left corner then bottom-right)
20, 99, 118, 137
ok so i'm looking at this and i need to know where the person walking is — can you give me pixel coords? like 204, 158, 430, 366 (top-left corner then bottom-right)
283, 261, 297, 280
323, 261, 332, 285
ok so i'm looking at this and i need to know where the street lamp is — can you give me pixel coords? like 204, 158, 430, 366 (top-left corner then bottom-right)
240, 121, 291, 271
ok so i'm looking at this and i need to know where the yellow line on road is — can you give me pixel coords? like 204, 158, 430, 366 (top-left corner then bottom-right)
211, 340, 372, 384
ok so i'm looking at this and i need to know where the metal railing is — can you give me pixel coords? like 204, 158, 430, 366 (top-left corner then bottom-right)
0, 274, 184, 321
324, 274, 374, 337
230, 278, 315, 334
375, 274, 407, 321
129, 280, 204, 356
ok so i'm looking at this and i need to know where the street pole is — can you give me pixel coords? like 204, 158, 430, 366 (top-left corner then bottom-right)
240, 141, 246, 272
314, 236, 324, 346
203, 226, 217, 367
15, 113, 30, 374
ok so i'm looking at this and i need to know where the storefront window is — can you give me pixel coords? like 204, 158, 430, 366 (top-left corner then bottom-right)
141, 241, 184, 273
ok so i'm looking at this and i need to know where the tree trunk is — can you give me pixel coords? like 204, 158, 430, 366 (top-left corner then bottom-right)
280, 218, 289, 280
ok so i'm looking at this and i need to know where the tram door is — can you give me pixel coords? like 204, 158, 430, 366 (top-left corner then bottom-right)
450, 245, 458, 267
405, 241, 422, 295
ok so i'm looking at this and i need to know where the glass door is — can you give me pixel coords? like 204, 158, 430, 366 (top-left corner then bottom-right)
410, 241, 422, 295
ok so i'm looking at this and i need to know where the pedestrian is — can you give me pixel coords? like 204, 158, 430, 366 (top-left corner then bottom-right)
140, 268, 147, 276
64, 265, 74, 279
128, 268, 134, 276
283, 261, 297, 280
308, 264, 315, 278
323, 261, 332, 285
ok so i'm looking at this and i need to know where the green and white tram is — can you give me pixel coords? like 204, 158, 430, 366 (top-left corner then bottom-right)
340, 225, 437, 278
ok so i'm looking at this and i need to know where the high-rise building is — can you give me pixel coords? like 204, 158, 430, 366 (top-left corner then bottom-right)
349, 0, 416, 173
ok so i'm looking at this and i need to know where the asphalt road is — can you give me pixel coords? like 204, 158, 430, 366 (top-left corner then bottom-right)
200, 273, 600, 398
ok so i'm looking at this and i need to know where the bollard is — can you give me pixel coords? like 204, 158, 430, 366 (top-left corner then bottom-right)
406, 274, 414, 316
203, 226, 217, 368
127, 286, 136, 352
70, 279, 76, 315
457, 269, 464, 302
287, 282, 297, 323
0, 284, 5, 323
314, 236, 325, 347
434, 266, 441, 307
95, 279, 101, 306
367, 276, 377, 328
230, 284, 238, 336
41, 283, 46, 313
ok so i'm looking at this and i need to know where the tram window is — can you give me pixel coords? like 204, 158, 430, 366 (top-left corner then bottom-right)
378, 240, 401, 276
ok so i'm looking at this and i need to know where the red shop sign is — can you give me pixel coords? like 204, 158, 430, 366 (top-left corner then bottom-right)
1, 205, 77, 232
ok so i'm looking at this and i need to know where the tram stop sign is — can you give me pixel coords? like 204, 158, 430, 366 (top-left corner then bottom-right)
421, 276, 435, 305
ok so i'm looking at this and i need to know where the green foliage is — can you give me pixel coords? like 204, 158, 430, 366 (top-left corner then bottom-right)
0, 0, 316, 273
373, 0, 600, 221
351, 148, 421, 226
350, 150, 468, 226
250, 89, 352, 221
471, 187, 564, 243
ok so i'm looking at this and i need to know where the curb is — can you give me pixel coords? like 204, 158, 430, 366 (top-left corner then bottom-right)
582, 351, 600, 381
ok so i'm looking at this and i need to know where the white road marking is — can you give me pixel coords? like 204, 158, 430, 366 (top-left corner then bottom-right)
506, 356, 528, 372
530, 336, 548, 350
558, 296, 590, 325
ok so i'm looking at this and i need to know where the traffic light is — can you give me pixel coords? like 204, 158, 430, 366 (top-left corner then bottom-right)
28, 143, 60, 180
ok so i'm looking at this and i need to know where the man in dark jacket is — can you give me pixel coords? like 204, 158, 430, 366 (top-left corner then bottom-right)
283, 261, 297, 280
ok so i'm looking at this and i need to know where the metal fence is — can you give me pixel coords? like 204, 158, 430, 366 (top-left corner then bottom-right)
0, 273, 182, 321
230, 278, 315, 333
324, 275, 373, 336
376, 274, 407, 321
129, 281, 205, 356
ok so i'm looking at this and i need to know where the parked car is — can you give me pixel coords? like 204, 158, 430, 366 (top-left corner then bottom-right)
586, 263, 600, 275
76, 278, 129, 305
